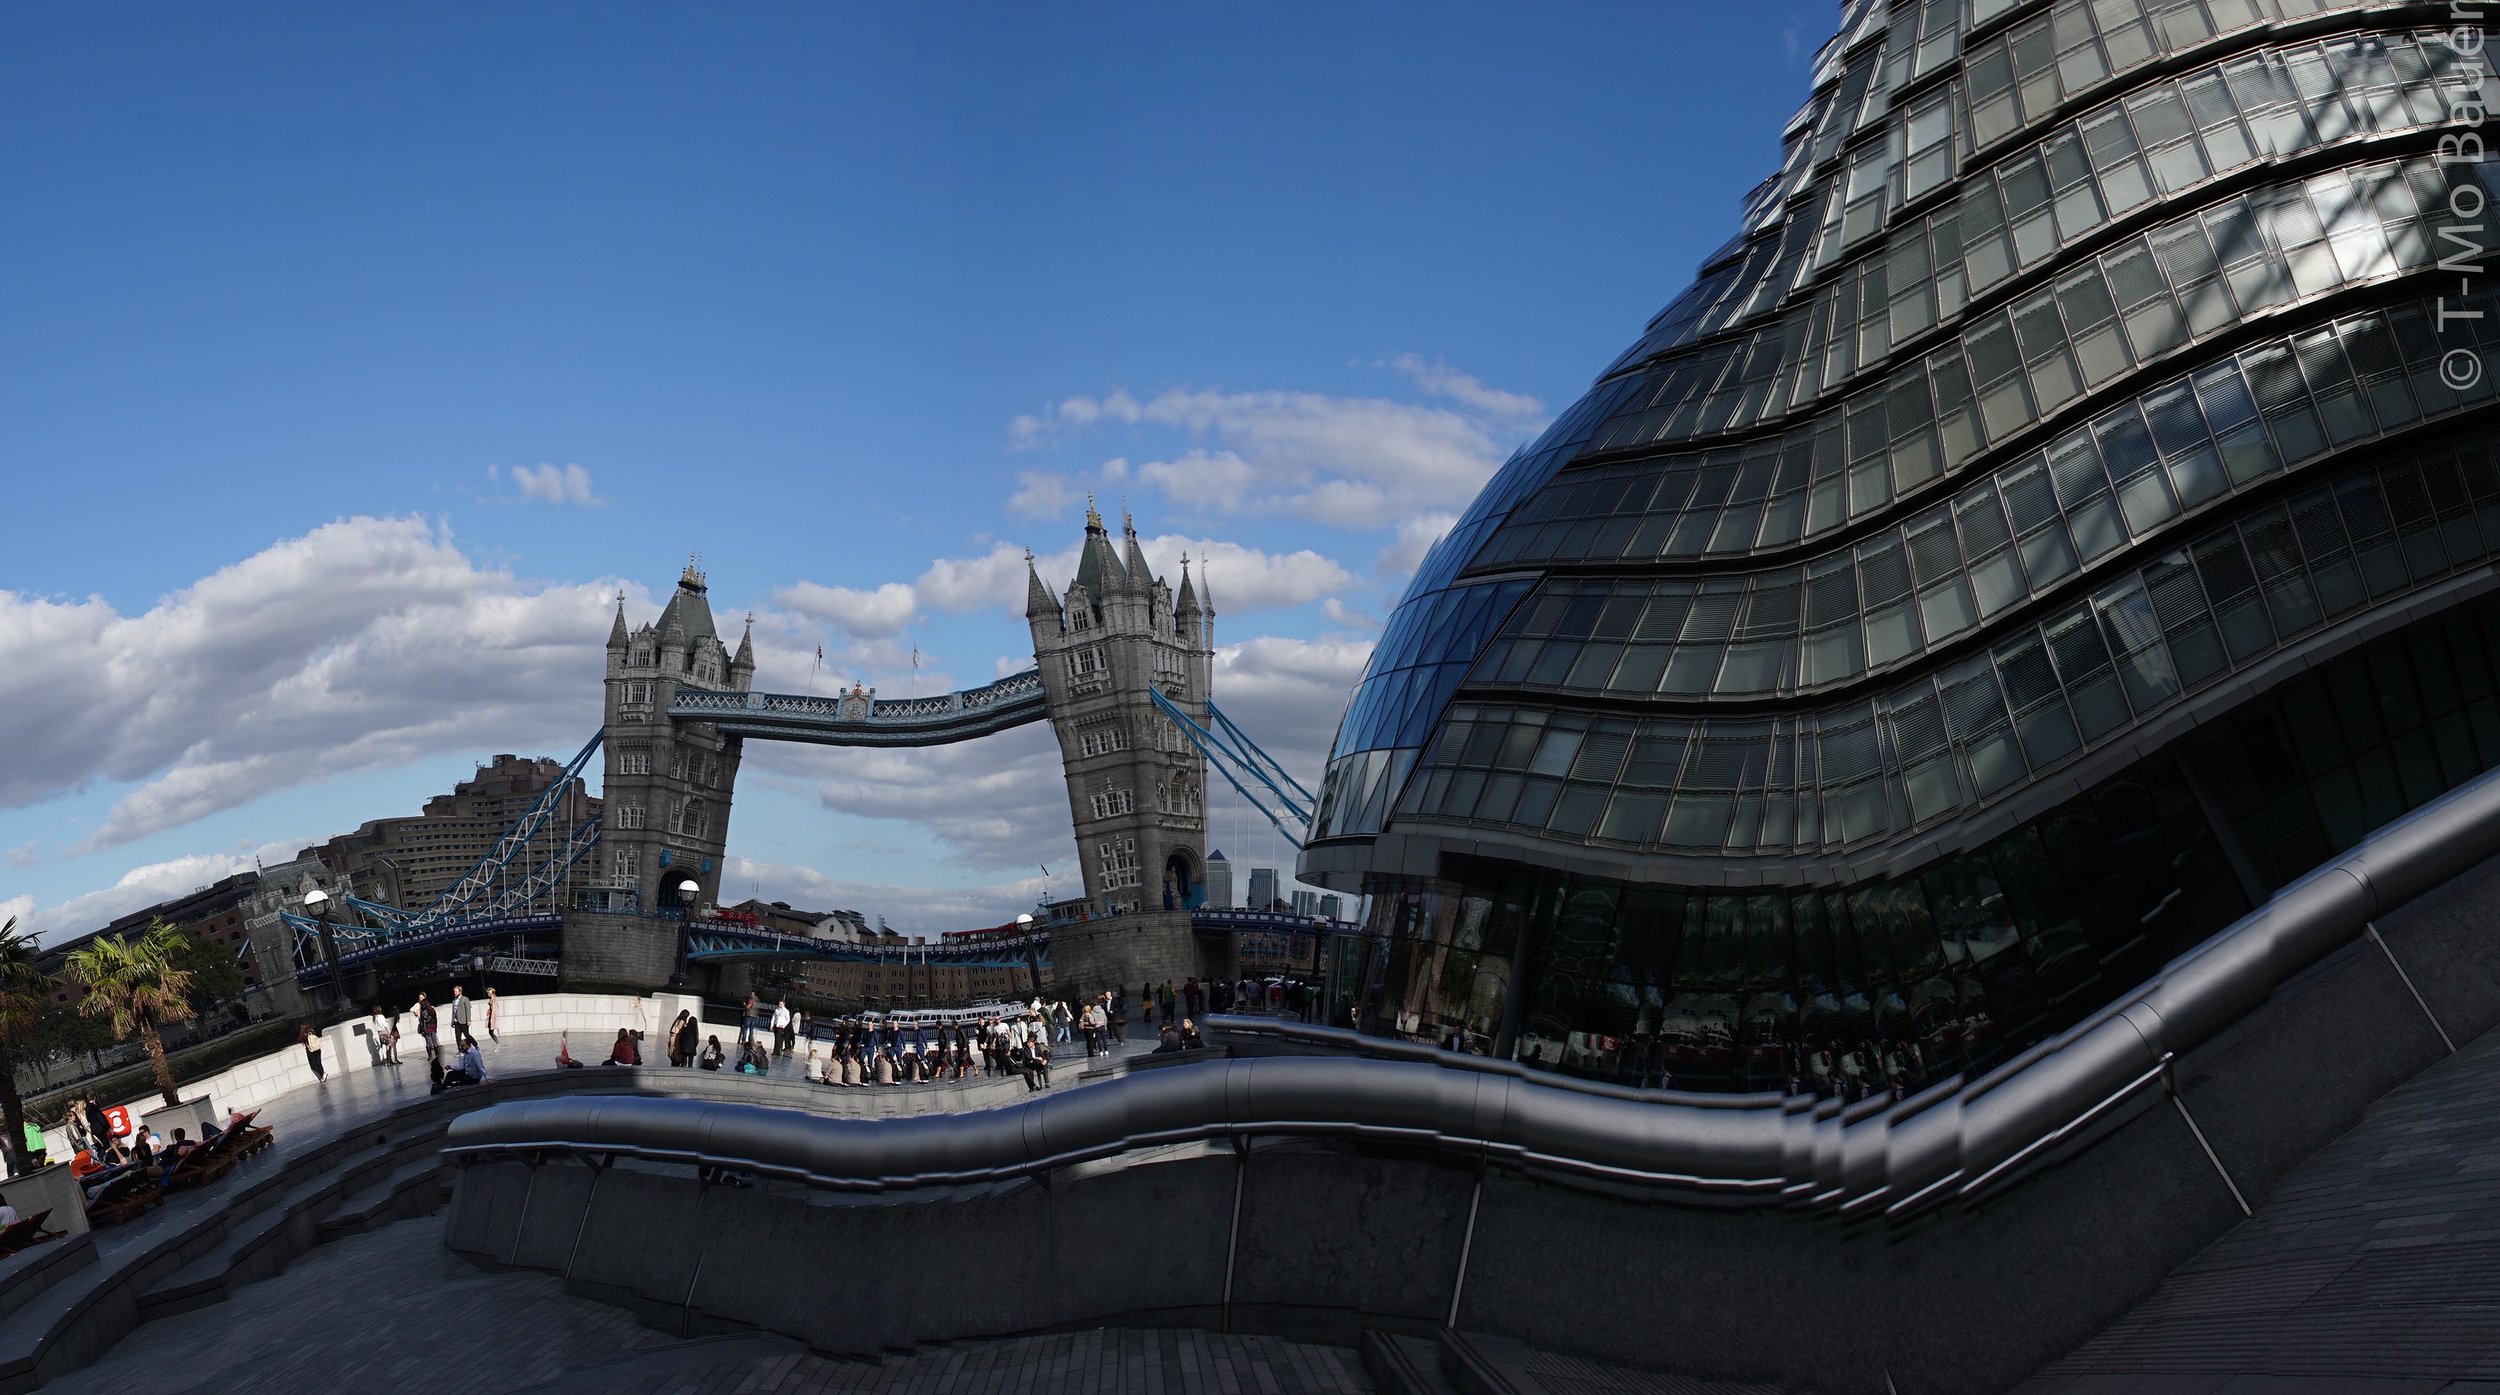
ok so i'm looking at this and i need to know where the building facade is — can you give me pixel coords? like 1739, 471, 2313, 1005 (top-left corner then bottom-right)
1246, 867, 1279, 912
1204, 850, 1234, 909
1305, 3, 2500, 1089
39, 870, 267, 1013
1026, 506, 1215, 915
301, 754, 601, 911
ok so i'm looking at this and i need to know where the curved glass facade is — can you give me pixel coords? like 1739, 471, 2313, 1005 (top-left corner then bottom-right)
1304, 1, 2500, 1100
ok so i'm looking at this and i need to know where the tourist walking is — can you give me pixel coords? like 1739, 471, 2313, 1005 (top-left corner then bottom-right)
413, 992, 439, 1061
484, 987, 500, 1044
449, 985, 473, 1052
368, 1007, 399, 1067
299, 1022, 325, 1082
740, 991, 759, 1047
673, 1011, 699, 1068
772, 998, 793, 1057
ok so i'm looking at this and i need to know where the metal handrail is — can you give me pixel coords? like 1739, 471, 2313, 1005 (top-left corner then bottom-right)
444, 760, 2500, 1219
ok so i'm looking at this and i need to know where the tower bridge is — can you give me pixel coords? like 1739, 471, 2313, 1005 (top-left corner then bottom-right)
278, 505, 1314, 1004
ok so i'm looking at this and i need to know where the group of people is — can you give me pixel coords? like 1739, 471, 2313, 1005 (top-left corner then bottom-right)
350, 984, 499, 1094
805, 1011, 1061, 1090
67, 1105, 255, 1200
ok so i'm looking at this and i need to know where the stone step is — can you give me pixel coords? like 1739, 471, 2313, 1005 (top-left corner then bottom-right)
134, 1130, 449, 1320
1362, 1330, 1461, 1395
315, 1154, 449, 1239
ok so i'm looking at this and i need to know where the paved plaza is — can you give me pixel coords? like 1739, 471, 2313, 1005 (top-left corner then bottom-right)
45, 1213, 1375, 1395
2020, 1020, 2500, 1392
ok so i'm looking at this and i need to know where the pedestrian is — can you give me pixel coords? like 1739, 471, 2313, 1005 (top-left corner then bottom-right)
673, 1011, 699, 1068
740, 991, 759, 1047
772, 998, 793, 1057
299, 1022, 325, 1081
414, 992, 438, 1061
449, 985, 473, 1052
699, 1035, 725, 1070
368, 1007, 397, 1067
484, 987, 500, 1044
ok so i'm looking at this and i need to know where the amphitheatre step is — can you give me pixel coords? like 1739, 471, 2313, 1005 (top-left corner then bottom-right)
1361, 1330, 1460, 1395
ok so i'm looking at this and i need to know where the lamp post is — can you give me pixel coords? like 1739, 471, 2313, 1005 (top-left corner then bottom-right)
666, 877, 701, 992
302, 886, 344, 1014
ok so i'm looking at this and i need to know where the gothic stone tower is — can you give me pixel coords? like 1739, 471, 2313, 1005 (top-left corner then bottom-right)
1027, 506, 1214, 916
568, 559, 754, 988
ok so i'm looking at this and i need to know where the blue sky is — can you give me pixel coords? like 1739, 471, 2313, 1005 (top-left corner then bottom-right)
0, 1, 1823, 940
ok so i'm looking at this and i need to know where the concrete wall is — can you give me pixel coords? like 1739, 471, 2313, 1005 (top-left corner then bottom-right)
33, 991, 697, 1167
555, 912, 680, 992
1048, 912, 1223, 1003
446, 849, 2500, 1395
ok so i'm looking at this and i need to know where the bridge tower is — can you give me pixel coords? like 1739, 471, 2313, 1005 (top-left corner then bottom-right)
1027, 505, 1213, 918
568, 558, 753, 989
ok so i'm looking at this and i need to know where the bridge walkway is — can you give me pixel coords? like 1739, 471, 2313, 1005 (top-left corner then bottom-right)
2021, 1014, 2500, 1392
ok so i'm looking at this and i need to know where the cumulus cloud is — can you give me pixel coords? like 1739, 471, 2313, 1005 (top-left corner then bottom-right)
3, 843, 303, 945
774, 534, 1357, 653
1010, 362, 1545, 530
1322, 598, 1378, 630
492, 462, 603, 506
1382, 354, 1544, 418
1007, 469, 1083, 520
739, 722, 1070, 876
774, 581, 917, 639
1377, 512, 1458, 577
0, 516, 613, 853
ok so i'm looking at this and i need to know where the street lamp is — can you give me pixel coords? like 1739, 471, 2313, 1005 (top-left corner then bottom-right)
302, 886, 344, 1013
678, 877, 700, 918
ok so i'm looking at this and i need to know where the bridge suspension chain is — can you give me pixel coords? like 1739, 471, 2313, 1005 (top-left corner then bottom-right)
1148, 688, 1312, 850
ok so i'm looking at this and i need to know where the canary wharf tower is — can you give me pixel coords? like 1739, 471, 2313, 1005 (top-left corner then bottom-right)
1304, 1, 2500, 1091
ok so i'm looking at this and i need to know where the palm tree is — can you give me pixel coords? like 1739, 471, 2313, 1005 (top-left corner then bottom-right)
0, 918, 54, 1175
66, 917, 197, 1110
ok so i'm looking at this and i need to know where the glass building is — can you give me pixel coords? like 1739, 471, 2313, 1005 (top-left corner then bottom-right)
1301, 1, 2500, 1099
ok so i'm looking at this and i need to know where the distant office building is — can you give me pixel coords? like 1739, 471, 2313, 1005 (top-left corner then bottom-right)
40, 869, 266, 1010
301, 753, 601, 912
1247, 867, 1279, 912
1319, 894, 1343, 921
1291, 889, 1318, 918
1204, 851, 1233, 909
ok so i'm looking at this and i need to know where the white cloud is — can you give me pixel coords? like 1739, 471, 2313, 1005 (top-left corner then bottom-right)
1377, 512, 1458, 576
496, 462, 603, 506
0, 516, 612, 852
1208, 633, 1377, 797
1382, 354, 1544, 418
1322, 598, 1378, 630
774, 534, 1358, 656
1007, 469, 1082, 519
4, 842, 301, 946
774, 581, 917, 639
1012, 362, 1545, 531
740, 722, 1070, 875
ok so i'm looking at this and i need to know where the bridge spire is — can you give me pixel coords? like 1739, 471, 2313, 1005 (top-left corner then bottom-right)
1121, 512, 1154, 593
1176, 555, 1201, 618
607, 589, 629, 649
1024, 547, 1057, 621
